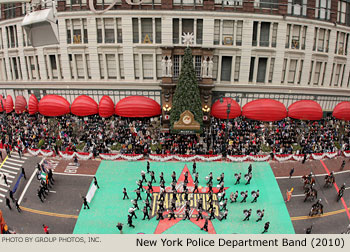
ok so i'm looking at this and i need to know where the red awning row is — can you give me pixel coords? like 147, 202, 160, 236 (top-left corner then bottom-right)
210, 98, 346, 121
0, 94, 162, 118
1, 94, 350, 121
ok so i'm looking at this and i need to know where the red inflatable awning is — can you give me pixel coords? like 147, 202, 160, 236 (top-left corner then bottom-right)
38, 95, 70, 117
99, 95, 114, 118
288, 100, 322, 120
28, 94, 39, 115
71, 95, 98, 117
333, 101, 350, 121
115, 96, 161, 118
15, 95, 27, 114
242, 99, 287, 121
211, 97, 241, 119
0, 96, 5, 112
5, 95, 13, 113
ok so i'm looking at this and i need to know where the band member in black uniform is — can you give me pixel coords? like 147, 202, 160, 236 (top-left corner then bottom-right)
150, 171, 156, 183
147, 161, 150, 173
123, 188, 129, 200
251, 190, 260, 203
230, 191, 239, 203
184, 171, 189, 184
168, 209, 176, 220
193, 181, 199, 193
141, 170, 147, 183
142, 206, 150, 220
196, 208, 204, 221
193, 161, 197, 174
240, 191, 248, 203
234, 173, 241, 185
183, 208, 191, 220
171, 171, 177, 183
194, 172, 199, 184
156, 208, 164, 220
160, 172, 165, 184
243, 209, 252, 221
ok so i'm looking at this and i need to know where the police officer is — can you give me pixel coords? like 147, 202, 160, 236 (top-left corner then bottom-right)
15, 200, 21, 213
243, 209, 252, 221
194, 172, 199, 184
234, 173, 241, 185
171, 171, 177, 183
159, 172, 165, 184
147, 181, 153, 193
150, 171, 156, 183
183, 208, 191, 220
141, 171, 147, 183
219, 210, 228, 221
116, 222, 123, 234
230, 191, 239, 203
207, 172, 213, 185
337, 183, 346, 202
201, 218, 209, 232
135, 189, 142, 201
129, 208, 137, 219
145, 198, 152, 210
156, 208, 164, 220
208, 207, 216, 220
3, 174, 8, 186
137, 179, 144, 192
132, 199, 139, 210
256, 209, 265, 222
37, 189, 44, 202
193, 161, 197, 174
127, 214, 135, 228
248, 164, 252, 174
168, 209, 176, 220
219, 191, 226, 202
251, 190, 260, 203
5, 197, 11, 210
196, 208, 204, 221
245, 173, 252, 185
341, 160, 346, 170
123, 188, 129, 200
146, 189, 152, 201
218, 173, 224, 184
83, 196, 89, 209
220, 198, 228, 211
93, 176, 99, 189
240, 191, 248, 203
147, 161, 150, 173
193, 181, 199, 193
262, 222, 270, 233
184, 171, 189, 184
142, 206, 150, 220
9, 190, 15, 202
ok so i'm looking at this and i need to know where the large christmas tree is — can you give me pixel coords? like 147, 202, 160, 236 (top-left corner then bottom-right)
170, 47, 203, 130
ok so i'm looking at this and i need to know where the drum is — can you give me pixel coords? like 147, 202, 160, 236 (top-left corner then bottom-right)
205, 176, 209, 181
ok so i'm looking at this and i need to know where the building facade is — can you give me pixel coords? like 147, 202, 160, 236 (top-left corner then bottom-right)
1, 0, 350, 122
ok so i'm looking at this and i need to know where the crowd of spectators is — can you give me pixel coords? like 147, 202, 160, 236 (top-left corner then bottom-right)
1, 112, 350, 156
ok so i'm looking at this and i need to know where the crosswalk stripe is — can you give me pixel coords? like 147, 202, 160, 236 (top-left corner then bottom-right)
0, 168, 17, 175
7, 158, 25, 163
11, 154, 27, 160
0, 193, 5, 197
0, 184, 10, 188
2, 164, 20, 170
0, 199, 2, 203
0, 172, 15, 178
0, 187, 7, 192
5, 161, 22, 167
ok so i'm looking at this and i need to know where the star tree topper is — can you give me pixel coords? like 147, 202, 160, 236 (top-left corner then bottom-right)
182, 32, 194, 47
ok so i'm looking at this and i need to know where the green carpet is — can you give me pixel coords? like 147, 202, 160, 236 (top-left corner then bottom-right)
73, 161, 294, 234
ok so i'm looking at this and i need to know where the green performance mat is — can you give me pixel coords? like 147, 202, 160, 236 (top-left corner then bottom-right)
73, 161, 295, 234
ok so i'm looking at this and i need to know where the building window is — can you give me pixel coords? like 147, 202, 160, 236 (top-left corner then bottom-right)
86, 54, 91, 79
288, 0, 307, 16
173, 0, 203, 5
334, 64, 342, 86
249, 57, 255, 82
268, 58, 275, 83
315, 0, 331, 20
134, 54, 140, 79
75, 54, 84, 79
236, 21, 243, 46
313, 28, 331, 52
234, 56, 241, 82
321, 62, 326, 86
335, 32, 348, 55
252, 22, 275, 47
66, 19, 88, 44
214, 0, 243, 6
173, 19, 179, 44
141, 18, 153, 43
96, 18, 122, 44
221, 56, 232, 82
338, 0, 350, 26
143, 54, 153, 79
182, 19, 194, 41
4, 4, 16, 19
222, 20, 234, 46
194, 55, 202, 79
173, 55, 180, 79
214, 20, 220, 45
313, 62, 322, 85
104, 18, 115, 43
258, 0, 278, 9
196, 20, 203, 44
288, 59, 297, 84
271, 23, 278, 47
6, 25, 18, 48
212, 56, 218, 81
132, 18, 139, 43
156, 54, 162, 79
49, 55, 58, 79
257, 58, 267, 83
106, 54, 117, 79
156, 18, 162, 44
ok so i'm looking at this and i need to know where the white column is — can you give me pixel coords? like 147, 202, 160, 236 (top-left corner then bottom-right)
310, 61, 316, 86
339, 64, 345, 87
252, 57, 258, 83
219, 19, 223, 45
10, 57, 15, 80
16, 57, 22, 79
314, 28, 318, 51
102, 18, 105, 43
138, 17, 142, 43
230, 56, 236, 82
152, 18, 156, 44
139, 53, 143, 80
179, 19, 183, 44
80, 18, 84, 43
289, 25, 293, 48
153, 52, 157, 80
284, 59, 290, 85
217, 55, 222, 81
266, 57, 271, 84
83, 53, 88, 80
56, 54, 62, 80
70, 19, 73, 44
34, 55, 40, 80
103, 53, 108, 79
72, 54, 78, 80
194, 19, 197, 45
318, 62, 324, 86
257, 22, 261, 46
116, 53, 121, 80
293, 59, 299, 85
234, 20, 237, 46
114, 18, 118, 43
269, 23, 273, 47
26, 56, 32, 80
